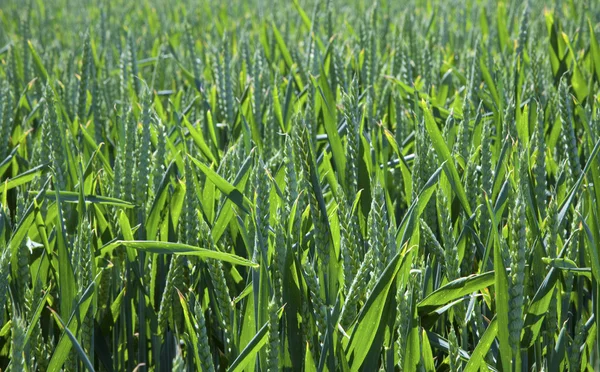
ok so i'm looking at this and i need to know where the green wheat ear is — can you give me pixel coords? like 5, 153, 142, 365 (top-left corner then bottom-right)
340, 248, 373, 328
172, 347, 186, 372
437, 189, 458, 282
302, 259, 327, 346
0, 82, 10, 160
266, 297, 280, 372
568, 316, 587, 371
135, 93, 152, 208
395, 272, 414, 368
254, 160, 271, 260
462, 148, 479, 274
367, 181, 389, 294
91, 64, 105, 145
509, 182, 526, 355
533, 102, 547, 220
564, 200, 582, 298
151, 119, 167, 196
119, 47, 129, 106
43, 85, 67, 190
273, 218, 286, 303
181, 157, 200, 246
336, 185, 360, 292
223, 35, 234, 129
199, 210, 233, 354
558, 76, 581, 183
342, 81, 360, 197
77, 31, 92, 123
516, 3, 529, 60
420, 218, 445, 274
448, 326, 462, 372
128, 32, 141, 96
77, 217, 94, 357
252, 49, 265, 133
30, 311, 49, 372
20, 14, 31, 86
0, 245, 10, 327
157, 255, 184, 335
7, 46, 20, 97
194, 301, 215, 372
11, 316, 26, 372
455, 85, 471, 163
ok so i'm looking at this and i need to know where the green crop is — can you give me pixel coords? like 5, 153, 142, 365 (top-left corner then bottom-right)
1, 0, 600, 370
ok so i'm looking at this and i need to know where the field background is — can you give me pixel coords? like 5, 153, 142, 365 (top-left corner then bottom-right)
1, 0, 600, 370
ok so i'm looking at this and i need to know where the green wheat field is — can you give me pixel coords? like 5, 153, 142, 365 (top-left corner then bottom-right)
1, 0, 600, 370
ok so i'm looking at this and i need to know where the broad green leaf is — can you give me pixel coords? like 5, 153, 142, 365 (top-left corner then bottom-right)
421, 101, 472, 216
559, 138, 600, 226
228, 305, 284, 372
316, 73, 345, 188
486, 193, 512, 369
0, 146, 19, 177
272, 23, 294, 72
464, 318, 498, 372
496, 2, 510, 50
79, 124, 114, 179
0, 163, 48, 195
55, 185, 77, 320
34, 190, 134, 208
188, 155, 252, 214
48, 306, 95, 372
47, 282, 95, 371
396, 166, 441, 246
479, 58, 500, 107
206, 110, 220, 155
28, 40, 49, 81
403, 323, 421, 371
542, 257, 589, 276
8, 180, 49, 269
24, 288, 51, 344
291, 0, 311, 30
421, 328, 436, 372
417, 271, 494, 315
212, 152, 253, 242
305, 343, 317, 372
184, 116, 217, 164
102, 240, 258, 267
177, 290, 203, 370
146, 160, 176, 240
590, 19, 600, 82
346, 248, 412, 367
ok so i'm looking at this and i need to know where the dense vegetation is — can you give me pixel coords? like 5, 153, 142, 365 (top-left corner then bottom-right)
1, 0, 600, 370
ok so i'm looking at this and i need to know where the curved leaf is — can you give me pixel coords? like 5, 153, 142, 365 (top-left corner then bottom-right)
102, 240, 258, 267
